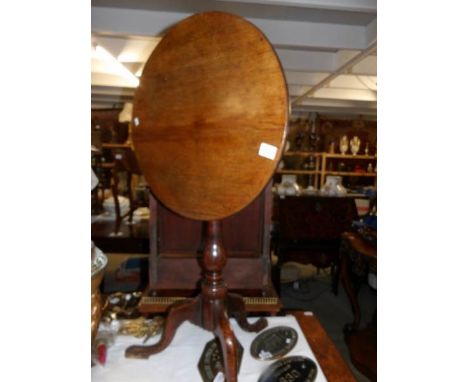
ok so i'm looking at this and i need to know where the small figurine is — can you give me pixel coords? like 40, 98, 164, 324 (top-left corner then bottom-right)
339, 135, 349, 155
350, 136, 361, 155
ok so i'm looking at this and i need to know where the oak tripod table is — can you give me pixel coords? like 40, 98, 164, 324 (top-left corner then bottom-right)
124, 11, 289, 382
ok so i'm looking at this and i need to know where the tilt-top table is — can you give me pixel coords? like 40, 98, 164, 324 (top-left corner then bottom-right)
124, 12, 288, 382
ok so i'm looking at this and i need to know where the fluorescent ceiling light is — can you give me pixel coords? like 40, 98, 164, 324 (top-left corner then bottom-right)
117, 52, 139, 63
93, 45, 140, 87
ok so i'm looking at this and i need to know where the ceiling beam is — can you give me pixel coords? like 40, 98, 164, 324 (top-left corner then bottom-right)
92, 85, 135, 97
350, 55, 376, 75
285, 71, 329, 86
289, 85, 376, 101
366, 17, 377, 46
252, 18, 367, 51
92, 93, 132, 101
291, 41, 376, 105
92, 6, 368, 50
332, 50, 376, 75
91, 4, 376, 114
92, 34, 160, 62
216, 0, 377, 13
277, 49, 336, 72
277, 49, 376, 75
328, 74, 376, 89
92, 72, 139, 88
91, 34, 377, 76
292, 97, 376, 115
285, 71, 376, 89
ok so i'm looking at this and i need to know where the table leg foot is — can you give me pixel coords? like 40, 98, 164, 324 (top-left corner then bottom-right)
125, 296, 200, 359
227, 293, 267, 332
215, 312, 241, 382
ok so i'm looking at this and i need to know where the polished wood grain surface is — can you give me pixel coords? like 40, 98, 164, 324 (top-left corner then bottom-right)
132, 11, 288, 220
291, 311, 357, 382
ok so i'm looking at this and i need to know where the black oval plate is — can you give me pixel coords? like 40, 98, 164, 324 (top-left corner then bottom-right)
198, 338, 243, 382
250, 326, 298, 360
257, 356, 318, 382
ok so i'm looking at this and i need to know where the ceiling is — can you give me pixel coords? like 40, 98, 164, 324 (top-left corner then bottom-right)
91, 0, 377, 115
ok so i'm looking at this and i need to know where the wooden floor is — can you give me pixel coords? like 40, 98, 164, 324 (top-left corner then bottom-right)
91, 217, 149, 254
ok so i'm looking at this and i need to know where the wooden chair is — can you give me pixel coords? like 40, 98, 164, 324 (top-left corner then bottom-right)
101, 143, 144, 235
339, 231, 377, 382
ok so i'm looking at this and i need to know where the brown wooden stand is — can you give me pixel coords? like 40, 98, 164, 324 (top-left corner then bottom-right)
126, 221, 267, 381
124, 12, 288, 381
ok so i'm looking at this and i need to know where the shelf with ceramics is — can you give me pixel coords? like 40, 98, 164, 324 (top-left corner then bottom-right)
274, 115, 377, 196
324, 171, 376, 177
272, 173, 370, 198
321, 153, 376, 160
276, 149, 321, 191
274, 154, 375, 198
276, 170, 319, 175
319, 136, 377, 188
283, 151, 320, 157
277, 153, 376, 183
275, 152, 376, 197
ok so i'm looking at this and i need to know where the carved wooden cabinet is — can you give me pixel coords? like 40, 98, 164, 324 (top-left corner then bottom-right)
273, 195, 358, 270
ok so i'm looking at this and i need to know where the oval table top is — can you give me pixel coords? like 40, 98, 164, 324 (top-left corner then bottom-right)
132, 11, 288, 220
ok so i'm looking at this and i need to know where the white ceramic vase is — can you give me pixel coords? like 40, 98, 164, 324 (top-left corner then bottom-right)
350, 136, 361, 156
277, 174, 301, 196
103, 195, 130, 216
339, 135, 349, 155
320, 176, 347, 197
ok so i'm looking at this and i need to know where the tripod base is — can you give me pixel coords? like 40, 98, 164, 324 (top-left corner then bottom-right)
126, 220, 267, 382
126, 292, 266, 381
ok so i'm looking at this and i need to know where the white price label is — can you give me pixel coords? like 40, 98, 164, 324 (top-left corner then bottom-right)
258, 142, 278, 160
